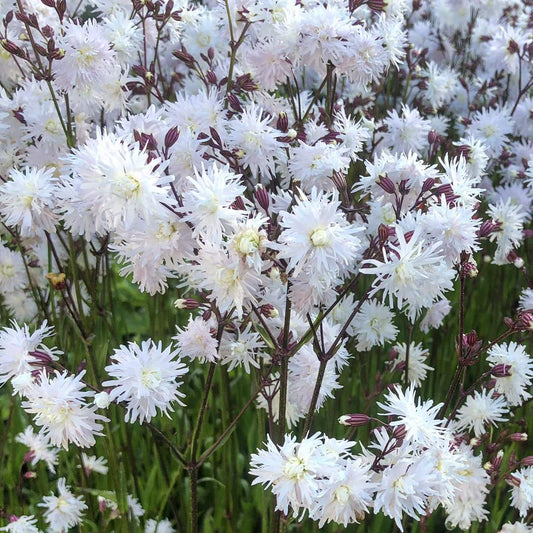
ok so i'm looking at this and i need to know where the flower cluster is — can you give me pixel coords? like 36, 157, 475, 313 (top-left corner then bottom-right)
0, 0, 532, 530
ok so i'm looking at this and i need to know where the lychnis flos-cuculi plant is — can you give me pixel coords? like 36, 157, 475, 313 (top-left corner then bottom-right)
0, 0, 532, 532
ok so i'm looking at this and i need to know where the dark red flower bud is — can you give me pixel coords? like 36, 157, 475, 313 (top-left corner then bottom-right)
338, 413, 371, 426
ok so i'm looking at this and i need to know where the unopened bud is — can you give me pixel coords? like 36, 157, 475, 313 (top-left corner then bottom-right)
98, 496, 107, 512
507, 39, 520, 54
521, 456, 533, 466
94, 391, 111, 409
492, 450, 504, 469
509, 433, 528, 442
23, 450, 35, 464
338, 414, 371, 427
227, 93, 243, 113
516, 311, 533, 331
463, 262, 478, 278
392, 424, 407, 440
514, 257, 525, 268
421, 177, 435, 194
174, 298, 201, 310
377, 174, 395, 194
507, 474, 521, 487
378, 224, 392, 243
478, 220, 502, 238
470, 437, 481, 447
260, 304, 278, 318
254, 184, 270, 212
164, 126, 180, 148
330, 171, 347, 191
491, 363, 512, 378
24, 471, 37, 479
428, 130, 438, 144
276, 112, 288, 132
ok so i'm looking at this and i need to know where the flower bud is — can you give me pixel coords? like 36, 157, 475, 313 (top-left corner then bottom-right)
491, 363, 512, 378
94, 391, 111, 409
254, 184, 270, 212
507, 474, 521, 487
260, 304, 278, 318
338, 414, 371, 427
515, 311, 533, 331
276, 112, 288, 132
521, 456, 533, 466
377, 174, 395, 194
164, 126, 179, 148
392, 424, 407, 440
509, 433, 528, 442
174, 298, 201, 310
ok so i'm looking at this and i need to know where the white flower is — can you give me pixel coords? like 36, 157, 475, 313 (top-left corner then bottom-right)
311, 457, 375, 527
421, 61, 459, 109
181, 163, 248, 243
288, 345, 342, 415
53, 20, 118, 91
519, 288, 533, 310
379, 105, 431, 155
145, 518, 175, 533
394, 342, 433, 387
277, 188, 364, 279
0, 243, 26, 295
487, 342, 533, 406
288, 141, 351, 192
128, 495, 145, 521
80, 453, 108, 475
455, 389, 509, 437
16, 426, 59, 473
378, 385, 444, 445
219, 325, 266, 373
499, 522, 533, 533
0, 321, 58, 386
419, 197, 480, 265
111, 214, 193, 295
0, 515, 41, 532
510, 466, 533, 518
361, 227, 454, 320
465, 107, 514, 158
187, 242, 262, 318
443, 445, 490, 530
103, 340, 188, 424
229, 214, 269, 272
420, 298, 451, 333
439, 154, 483, 207
22, 370, 108, 449
173, 315, 219, 363
249, 433, 337, 517
374, 455, 438, 530
487, 199, 527, 265
59, 131, 173, 237
39, 478, 87, 533
353, 299, 398, 351
0, 167, 59, 236
227, 103, 285, 181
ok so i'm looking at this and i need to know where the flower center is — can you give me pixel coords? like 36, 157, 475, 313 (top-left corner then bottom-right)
310, 227, 330, 247
141, 368, 161, 389
334, 485, 351, 504
282, 456, 306, 480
